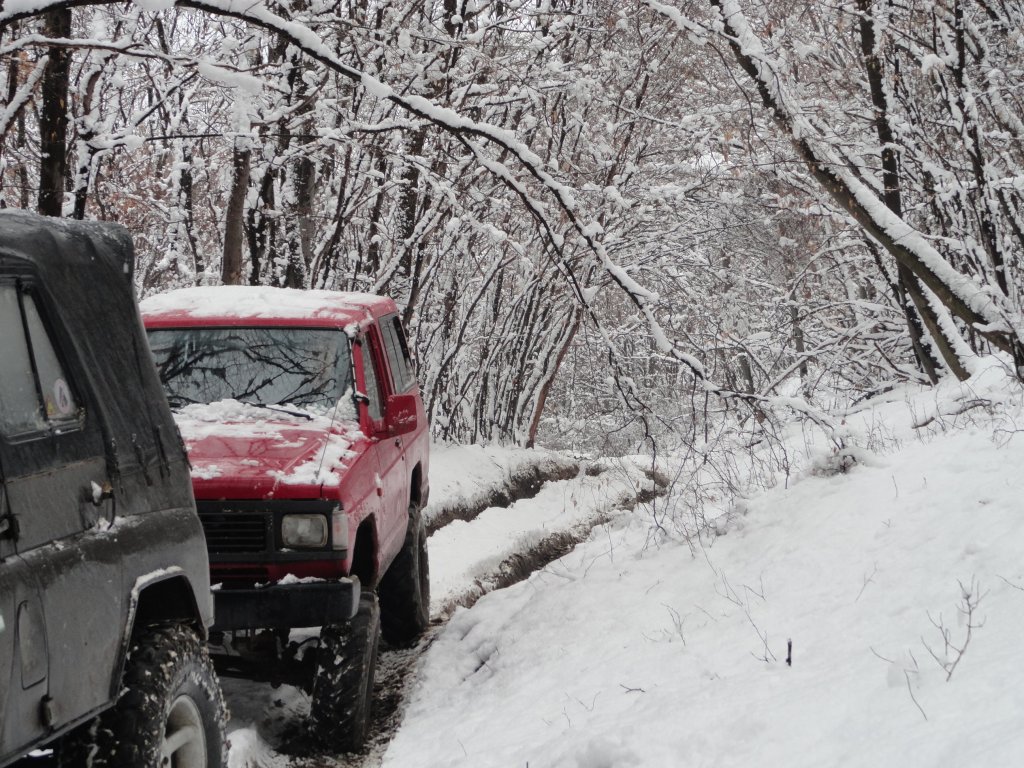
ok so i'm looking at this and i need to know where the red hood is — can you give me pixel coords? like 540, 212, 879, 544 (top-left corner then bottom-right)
172, 401, 362, 499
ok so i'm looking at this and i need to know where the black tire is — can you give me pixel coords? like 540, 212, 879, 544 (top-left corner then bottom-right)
378, 502, 430, 646
309, 593, 380, 752
59, 623, 227, 768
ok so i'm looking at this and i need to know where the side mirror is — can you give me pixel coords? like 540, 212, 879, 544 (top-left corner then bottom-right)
384, 393, 418, 437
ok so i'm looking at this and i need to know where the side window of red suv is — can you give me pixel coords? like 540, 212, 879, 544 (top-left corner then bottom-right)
359, 337, 383, 421
379, 314, 414, 393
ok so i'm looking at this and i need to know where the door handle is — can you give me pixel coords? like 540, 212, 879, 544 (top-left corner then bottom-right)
394, 438, 403, 449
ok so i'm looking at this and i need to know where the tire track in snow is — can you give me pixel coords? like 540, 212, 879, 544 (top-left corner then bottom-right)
429, 461, 666, 617
423, 453, 580, 535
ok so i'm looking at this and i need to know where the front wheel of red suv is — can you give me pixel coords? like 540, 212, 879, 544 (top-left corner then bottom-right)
309, 593, 380, 752
378, 502, 430, 646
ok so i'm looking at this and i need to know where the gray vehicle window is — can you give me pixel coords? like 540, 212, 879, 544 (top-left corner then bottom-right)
0, 286, 46, 435
23, 296, 79, 422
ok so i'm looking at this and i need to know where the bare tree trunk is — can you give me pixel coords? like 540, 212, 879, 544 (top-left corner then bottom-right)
284, 152, 316, 288
857, 0, 944, 382
180, 146, 201, 279
948, 0, 1007, 297
1, 21, 34, 209
393, 126, 427, 305
71, 54, 113, 220
37, 7, 71, 217
246, 170, 275, 285
222, 143, 250, 285
526, 314, 580, 448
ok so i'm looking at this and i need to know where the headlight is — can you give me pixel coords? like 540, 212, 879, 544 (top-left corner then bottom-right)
281, 514, 328, 548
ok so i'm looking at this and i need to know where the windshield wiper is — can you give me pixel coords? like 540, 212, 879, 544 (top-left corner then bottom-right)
239, 401, 314, 421
167, 394, 199, 410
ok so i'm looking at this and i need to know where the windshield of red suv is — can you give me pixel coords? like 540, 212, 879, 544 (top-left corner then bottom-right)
147, 327, 353, 412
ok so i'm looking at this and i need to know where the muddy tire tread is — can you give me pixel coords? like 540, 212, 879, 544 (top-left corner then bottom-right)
309, 593, 380, 753
378, 504, 430, 646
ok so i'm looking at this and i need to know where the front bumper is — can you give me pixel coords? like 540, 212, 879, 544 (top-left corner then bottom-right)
210, 577, 360, 631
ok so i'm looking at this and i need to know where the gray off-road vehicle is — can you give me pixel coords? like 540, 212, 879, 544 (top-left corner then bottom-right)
0, 211, 226, 767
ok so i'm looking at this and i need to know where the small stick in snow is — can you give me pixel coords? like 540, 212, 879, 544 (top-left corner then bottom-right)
905, 670, 928, 721
997, 574, 1024, 592
855, 563, 879, 602
869, 646, 895, 664
786, 638, 792, 667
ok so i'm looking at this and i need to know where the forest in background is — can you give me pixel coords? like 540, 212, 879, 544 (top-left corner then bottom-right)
1, 0, 1021, 463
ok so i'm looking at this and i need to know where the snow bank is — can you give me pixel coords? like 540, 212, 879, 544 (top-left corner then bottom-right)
385, 365, 1024, 767
424, 443, 580, 527
429, 457, 659, 612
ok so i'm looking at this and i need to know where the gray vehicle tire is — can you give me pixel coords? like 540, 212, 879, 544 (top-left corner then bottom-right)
378, 503, 430, 646
309, 593, 380, 752
59, 623, 227, 768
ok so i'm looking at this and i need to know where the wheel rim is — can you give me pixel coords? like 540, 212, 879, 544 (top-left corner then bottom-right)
161, 694, 207, 768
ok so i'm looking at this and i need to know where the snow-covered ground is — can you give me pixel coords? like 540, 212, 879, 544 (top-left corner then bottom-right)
383, 362, 1024, 767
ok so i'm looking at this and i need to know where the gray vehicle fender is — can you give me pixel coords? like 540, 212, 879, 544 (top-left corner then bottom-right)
112, 567, 205, 696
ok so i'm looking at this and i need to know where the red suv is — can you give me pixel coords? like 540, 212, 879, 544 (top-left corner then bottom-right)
141, 286, 430, 751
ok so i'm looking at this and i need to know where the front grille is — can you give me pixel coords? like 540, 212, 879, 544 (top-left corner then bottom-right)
195, 499, 342, 568
211, 565, 270, 585
198, 509, 270, 555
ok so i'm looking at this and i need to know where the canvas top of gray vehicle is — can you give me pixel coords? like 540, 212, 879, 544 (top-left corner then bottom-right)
0, 209, 226, 768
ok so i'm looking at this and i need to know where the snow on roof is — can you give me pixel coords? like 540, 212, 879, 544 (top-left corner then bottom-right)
139, 285, 395, 327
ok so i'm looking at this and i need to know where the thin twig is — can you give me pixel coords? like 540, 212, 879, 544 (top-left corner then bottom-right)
998, 574, 1024, 592
619, 684, 646, 694
869, 646, 894, 664
904, 670, 928, 721
855, 563, 879, 602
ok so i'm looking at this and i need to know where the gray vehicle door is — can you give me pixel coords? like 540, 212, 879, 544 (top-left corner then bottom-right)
0, 472, 13, 739
0, 282, 121, 739
0, 323, 50, 764
0, 550, 50, 763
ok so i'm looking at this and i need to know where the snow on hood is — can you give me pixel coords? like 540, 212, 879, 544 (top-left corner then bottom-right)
174, 399, 362, 495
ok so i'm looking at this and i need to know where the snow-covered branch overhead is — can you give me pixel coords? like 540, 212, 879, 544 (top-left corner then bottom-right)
644, 0, 1024, 376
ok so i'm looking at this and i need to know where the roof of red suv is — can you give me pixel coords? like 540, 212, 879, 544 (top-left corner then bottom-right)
140, 285, 396, 330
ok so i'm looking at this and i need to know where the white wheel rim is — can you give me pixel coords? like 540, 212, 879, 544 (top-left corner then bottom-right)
161, 694, 207, 768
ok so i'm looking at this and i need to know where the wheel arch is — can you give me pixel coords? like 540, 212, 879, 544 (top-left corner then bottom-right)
112, 569, 205, 697
409, 462, 423, 508
350, 517, 379, 589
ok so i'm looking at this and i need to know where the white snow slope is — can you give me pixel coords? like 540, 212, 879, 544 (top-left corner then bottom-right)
383, 361, 1024, 767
